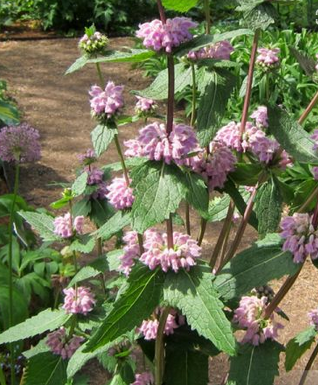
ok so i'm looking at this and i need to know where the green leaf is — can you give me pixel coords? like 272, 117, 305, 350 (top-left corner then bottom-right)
241, 3, 277, 31
0, 99, 20, 125
65, 56, 89, 75
207, 195, 231, 222
255, 177, 282, 238
214, 234, 300, 301
131, 161, 186, 233
91, 124, 118, 157
163, 262, 237, 356
73, 198, 92, 217
184, 172, 209, 218
69, 235, 95, 254
25, 352, 67, 385
230, 163, 263, 186
107, 362, 135, 385
227, 341, 283, 385
23, 338, 50, 359
94, 210, 131, 240
18, 211, 59, 242
135, 63, 192, 100
285, 326, 317, 371
72, 172, 88, 197
236, 0, 264, 12
0, 286, 28, 330
197, 69, 236, 146
162, 0, 198, 12
90, 199, 115, 228
68, 266, 103, 287
106, 249, 124, 272
268, 105, 318, 164
0, 309, 70, 344
290, 46, 316, 77
164, 348, 208, 385
85, 264, 164, 352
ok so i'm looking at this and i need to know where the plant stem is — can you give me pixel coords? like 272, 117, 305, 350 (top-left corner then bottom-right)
298, 342, 318, 385
8, 163, 19, 385
0, 365, 6, 385
298, 185, 318, 213
155, 307, 170, 385
210, 200, 235, 269
197, 218, 207, 246
138, 233, 144, 254
203, 0, 211, 34
96, 63, 104, 87
185, 202, 191, 235
114, 134, 130, 186
157, 0, 166, 23
190, 63, 197, 127
166, 54, 175, 135
263, 266, 303, 319
298, 89, 318, 125
240, 28, 260, 136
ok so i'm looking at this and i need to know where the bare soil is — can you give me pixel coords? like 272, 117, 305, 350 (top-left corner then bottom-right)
1, 37, 318, 385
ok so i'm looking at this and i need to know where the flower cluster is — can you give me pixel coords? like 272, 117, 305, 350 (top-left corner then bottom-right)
53, 213, 84, 238
311, 129, 318, 150
89, 81, 124, 119
233, 296, 283, 346
106, 176, 135, 210
62, 286, 96, 315
119, 231, 140, 276
79, 31, 108, 55
312, 167, 318, 181
309, 308, 318, 330
131, 372, 154, 385
78, 148, 97, 165
250, 106, 268, 128
187, 40, 234, 61
191, 142, 236, 191
125, 122, 197, 165
82, 165, 108, 199
135, 96, 157, 116
138, 309, 185, 340
0, 123, 41, 163
46, 328, 84, 359
280, 213, 318, 263
256, 47, 280, 68
136, 17, 197, 53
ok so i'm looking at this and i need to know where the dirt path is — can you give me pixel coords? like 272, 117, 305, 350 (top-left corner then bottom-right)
1, 38, 318, 384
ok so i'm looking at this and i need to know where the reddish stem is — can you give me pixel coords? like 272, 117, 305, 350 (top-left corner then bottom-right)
298, 89, 318, 125
166, 54, 175, 134
157, 0, 166, 24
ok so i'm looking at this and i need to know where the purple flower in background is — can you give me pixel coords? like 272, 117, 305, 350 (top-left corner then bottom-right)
0, 123, 41, 163
106, 176, 135, 210
313, 167, 318, 181
89, 81, 124, 119
136, 17, 197, 53
131, 372, 154, 385
251, 106, 268, 128
78, 149, 97, 165
53, 213, 85, 238
256, 48, 280, 68
188, 40, 234, 61
280, 213, 318, 263
309, 308, 318, 330
46, 328, 84, 359
233, 296, 283, 346
62, 286, 96, 315
311, 129, 318, 150
135, 96, 157, 115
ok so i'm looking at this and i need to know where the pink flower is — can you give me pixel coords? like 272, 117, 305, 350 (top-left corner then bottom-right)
248, 130, 279, 164
78, 149, 97, 165
124, 122, 197, 165
131, 372, 154, 385
135, 96, 157, 115
233, 296, 283, 346
311, 129, 318, 150
251, 106, 268, 128
84, 166, 104, 185
313, 167, 318, 181
136, 17, 197, 53
256, 48, 280, 67
53, 213, 84, 238
106, 176, 134, 210
0, 123, 41, 163
280, 213, 318, 263
119, 231, 140, 276
62, 286, 96, 315
188, 40, 234, 61
309, 308, 318, 330
89, 81, 124, 119
46, 327, 84, 359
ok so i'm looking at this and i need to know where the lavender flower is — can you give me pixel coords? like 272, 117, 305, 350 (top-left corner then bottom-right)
280, 213, 318, 263
309, 308, 318, 330
256, 48, 280, 68
131, 372, 154, 385
311, 129, 318, 150
135, 96, 157, 116
313, 167, 318, 181
136, 17, 197, 53
79, 31, 108, 55
106, 176, 134, 210
89, 81, 124, 119
188, 41, 234, 61
84, 166, 104, 185
119, 231, 140, 276
62, 286, 96, 315
250, 106, 268, 128
53, 213, 84, 238
233, 296, 283, 346
0, 123, 41, 163
46, 328, 84, 359
78, 149, 97, 165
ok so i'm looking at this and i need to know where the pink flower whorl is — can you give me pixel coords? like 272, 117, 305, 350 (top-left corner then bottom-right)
62, 286, 96, 315
46, 327, 84, 359
106, 176, 135, 210
131, 372, 154, 385
53, 213, 84, 238
89, 81, 124, 119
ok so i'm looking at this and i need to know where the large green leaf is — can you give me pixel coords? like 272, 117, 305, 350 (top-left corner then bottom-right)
214, 234, 300, 301
18, 211, 59, 242
197, 69, 236, 146
236, 0, 264, 12
207, 195, 231, 223
162, 0, 198, 12
255, 177, 282, 238
0, 286, 28, 330
25, 352, 67, 385
107, 362, 135, 385
85, 264, 164, 352
69, 235, 95, 254
91, 124, 118, 157
72, 172, 88, 197
240, 3, 277, 31
0, 99, 20, 125
285, 326, 317, 371
227, 341, 283, 385
163, 262, 237, 356
94, 210, 131, 240
0, 309, 70, 344
131, 161, 186, 233
135, 63, 192, 100
268, 105, 318, 164
184, 172, 209, 218
290, 46, 317, 77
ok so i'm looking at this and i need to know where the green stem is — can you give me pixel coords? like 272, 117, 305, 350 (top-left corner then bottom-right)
197, 218, 207, 246
265, 72, 270, 101
8, 163, 19, 385
0, 365, 6, 385
114, 134, 130, 186
185, 202, 191, 235
155, 307, 170, 385
138, 233, 144, 254
298, 341, 318, 385
203, 0, 211, 34
298, 185, 318, 213
96, 63, 104, 87
190, 63, 197, 127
